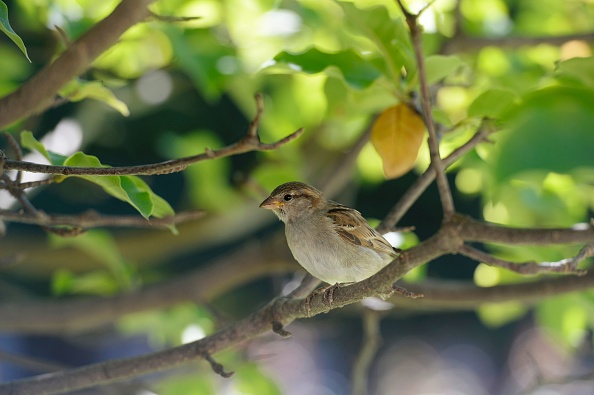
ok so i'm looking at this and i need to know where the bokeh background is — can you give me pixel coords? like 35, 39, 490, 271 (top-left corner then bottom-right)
1, 0, 594, 394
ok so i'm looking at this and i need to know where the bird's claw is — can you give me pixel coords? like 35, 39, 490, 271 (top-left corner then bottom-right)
305, 283, 347, 315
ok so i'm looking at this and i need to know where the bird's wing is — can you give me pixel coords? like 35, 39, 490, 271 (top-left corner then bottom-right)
326, 204, 398, 257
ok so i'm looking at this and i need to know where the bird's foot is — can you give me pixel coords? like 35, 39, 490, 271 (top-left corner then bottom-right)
305, 282, 353, 313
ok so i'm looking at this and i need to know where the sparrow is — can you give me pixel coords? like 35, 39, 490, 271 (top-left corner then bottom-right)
259, 181, 399, 286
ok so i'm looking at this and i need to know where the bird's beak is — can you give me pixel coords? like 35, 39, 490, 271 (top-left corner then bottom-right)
259, 196, 283, 210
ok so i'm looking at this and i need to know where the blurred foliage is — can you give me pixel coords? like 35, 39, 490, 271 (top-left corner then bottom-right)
1, 0, 594, 391
50, 230, 138, 295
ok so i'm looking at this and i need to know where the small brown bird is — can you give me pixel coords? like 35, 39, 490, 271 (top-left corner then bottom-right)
259, 181, 398, 285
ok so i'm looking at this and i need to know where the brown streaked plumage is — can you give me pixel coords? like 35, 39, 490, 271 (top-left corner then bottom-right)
259, 181, 399, 284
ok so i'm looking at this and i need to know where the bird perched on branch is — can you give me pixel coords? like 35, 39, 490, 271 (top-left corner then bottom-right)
259, 182, 399, 291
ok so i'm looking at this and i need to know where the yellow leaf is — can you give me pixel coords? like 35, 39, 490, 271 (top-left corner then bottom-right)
370, 103, 425, 179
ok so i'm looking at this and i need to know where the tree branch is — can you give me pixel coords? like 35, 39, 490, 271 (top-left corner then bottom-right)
0, 220, 456, 394
1, 174, 84, 237
3, 133, 23, 183
2, 211, 594, 393
0, 209, 205, 230
393, 271, 594, 310
396, 0, 455, 219
1, 94, 303, 176
458, 215, 594, 245
460, 244, 590, 276
0, 0, 157, 128
377, 125, 492, 232
201, 352, 234, 378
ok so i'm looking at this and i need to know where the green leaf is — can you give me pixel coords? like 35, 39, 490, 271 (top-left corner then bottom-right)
339, 3, 414, 83
424, 55, 465, 85
63, 152, 157, 219
268, 48, 381, 89
59, 79, 130, 116
21, 131, 68, 165
21, 131, 50, 161
467, 88, 519, 118
494, 86, 594, 181
0, 1, 30, 62
555, 56, 594, 89
20, 132, 176, 226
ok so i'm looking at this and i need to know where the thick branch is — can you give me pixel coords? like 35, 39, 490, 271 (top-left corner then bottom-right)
0, 0, 156, 127
0, 226, 455, 394
457, 215, 594, 245
3, 212, 594, 393
3, 215, 592, 334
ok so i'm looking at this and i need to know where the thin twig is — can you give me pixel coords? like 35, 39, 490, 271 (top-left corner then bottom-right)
4, 133, 23, 183
1, 174, 84, 237
416, 0, 438, 16
392, 272, 594, 311
53, 25, 71, 46
0, 209, 205, 229
460, 244, 589, 276
392, 285, 424, 299
351, 309, 382, 395
377, 125, 492, 232
396, 0, 456, 218
7, 178, 57, 190
2, 95, 303, 176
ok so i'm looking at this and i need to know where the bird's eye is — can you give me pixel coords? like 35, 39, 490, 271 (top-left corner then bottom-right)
283, 194, 293, 201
